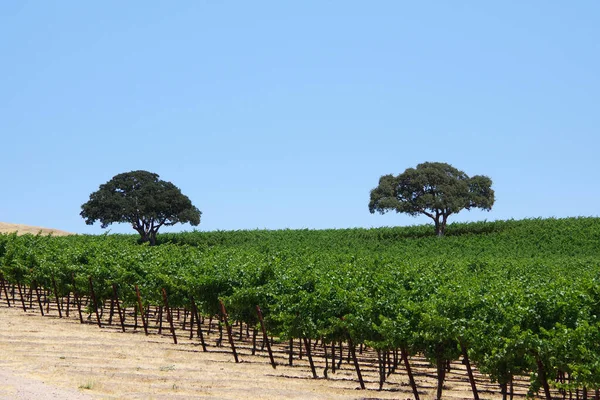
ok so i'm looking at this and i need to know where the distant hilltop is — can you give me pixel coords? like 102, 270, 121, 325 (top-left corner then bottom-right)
0, 222, 71, 236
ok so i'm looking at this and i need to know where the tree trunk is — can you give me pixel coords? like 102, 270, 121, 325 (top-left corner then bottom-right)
434, 216, 446, 237
136, 228, 151, 244
149, 231, 157, 246
440, 213, 448, 236
434, 217, 442, 236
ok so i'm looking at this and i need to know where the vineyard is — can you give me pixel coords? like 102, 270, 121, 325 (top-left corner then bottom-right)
1, 217, 600, 399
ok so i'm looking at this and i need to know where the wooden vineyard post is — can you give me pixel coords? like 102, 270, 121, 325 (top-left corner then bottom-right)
112, 284, 126, 332
23, 285, 33, 309
71, 274, 84, 324
302, 337, 318, 379
323, 342, 329, 378
108, 294, 115, 325
331, 342, 336, 373
0, 275, 11, 307
218, 314, 224, 346
377, 350, 385, 390
256, 305, 276, 369
16, 281, 27, 312
65, 292, 70, 317
32, 281, 44, 316
135, 285, 148, 335
251, 327, 258, 355
347, 335, 365, 390
88, 277, 102, 328
289, 337, 294, 366
460, 341, 479, 400
401, 347, 420, 400
190, 297, 207, 351
161, 288, 177, 344
52, 278, 63, 318
157, 306, 163, 335
219, 300, 239, 363
188, 304, 195, 339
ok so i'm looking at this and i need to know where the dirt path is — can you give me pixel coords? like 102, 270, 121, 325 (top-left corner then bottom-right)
0, 305, 531, 399
0, 369, 93, 400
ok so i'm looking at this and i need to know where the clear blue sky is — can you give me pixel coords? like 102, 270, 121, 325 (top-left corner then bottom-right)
1, 1, 599, 234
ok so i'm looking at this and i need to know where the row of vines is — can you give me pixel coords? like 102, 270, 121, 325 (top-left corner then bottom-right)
1, 217, 600, 399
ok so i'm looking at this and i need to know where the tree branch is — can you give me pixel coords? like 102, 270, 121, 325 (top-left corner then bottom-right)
418, 208, 435, 220
151, 219, 167, 234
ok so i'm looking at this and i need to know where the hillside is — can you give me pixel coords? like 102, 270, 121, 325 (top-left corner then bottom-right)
0, 222, 71, 236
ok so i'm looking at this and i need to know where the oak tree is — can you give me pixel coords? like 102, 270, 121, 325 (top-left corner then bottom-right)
81, 170, 201, 245
369, 162, 494, 236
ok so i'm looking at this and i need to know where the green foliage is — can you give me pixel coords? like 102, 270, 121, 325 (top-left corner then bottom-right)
1, 217, 599, 395
80, 170, 201, 245
369, 162, 495, 236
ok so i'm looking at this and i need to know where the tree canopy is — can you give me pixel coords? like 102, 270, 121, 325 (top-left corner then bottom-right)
80, 170, 201, 245
369, 162, 494, 236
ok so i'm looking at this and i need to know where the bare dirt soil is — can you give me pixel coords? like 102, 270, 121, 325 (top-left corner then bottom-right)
0, 303, 537, 400
0, 222, 71, 236
0, 368, 93, 400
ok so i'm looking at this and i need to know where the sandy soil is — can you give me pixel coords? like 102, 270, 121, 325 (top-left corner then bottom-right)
0, 369, 93, 400
0, 222, 71, 236
0, 299, 539, 399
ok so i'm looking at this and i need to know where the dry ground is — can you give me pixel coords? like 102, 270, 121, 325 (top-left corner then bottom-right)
0, 304, 539, 400
0, 222, 71, 236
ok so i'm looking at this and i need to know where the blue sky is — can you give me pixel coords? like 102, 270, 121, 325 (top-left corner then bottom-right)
1, 1, 599, 234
